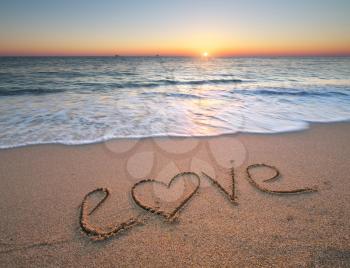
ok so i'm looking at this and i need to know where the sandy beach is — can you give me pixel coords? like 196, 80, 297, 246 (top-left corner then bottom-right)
0, 122, 349, 267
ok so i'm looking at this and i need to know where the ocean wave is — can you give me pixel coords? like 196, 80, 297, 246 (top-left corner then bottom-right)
35, 71, 88, 77
0, 78, 244, 96
106, 78, 244, 89
231, 88, 349, 97
0, 88, 66, 96
159, 78, 243, 85
141, 91, 202, 99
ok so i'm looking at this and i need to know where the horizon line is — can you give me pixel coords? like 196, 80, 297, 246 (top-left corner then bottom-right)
1, 54, 350, 58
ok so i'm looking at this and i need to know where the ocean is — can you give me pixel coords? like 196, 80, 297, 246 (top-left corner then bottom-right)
0, 56, 349, 148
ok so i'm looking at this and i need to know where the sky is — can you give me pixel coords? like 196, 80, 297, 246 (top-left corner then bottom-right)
0, 0, 349, 56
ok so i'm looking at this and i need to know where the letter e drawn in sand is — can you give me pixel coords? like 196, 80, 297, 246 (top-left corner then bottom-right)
79, 188, 144, 241
246, 163, 318, 194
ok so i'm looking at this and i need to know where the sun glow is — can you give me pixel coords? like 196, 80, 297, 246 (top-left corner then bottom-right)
202, 52, 209, 57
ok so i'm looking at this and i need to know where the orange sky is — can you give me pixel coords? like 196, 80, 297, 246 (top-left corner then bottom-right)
1, 0, 350, 56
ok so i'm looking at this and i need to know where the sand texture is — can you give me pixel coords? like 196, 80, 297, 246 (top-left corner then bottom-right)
0, 122, 349, 267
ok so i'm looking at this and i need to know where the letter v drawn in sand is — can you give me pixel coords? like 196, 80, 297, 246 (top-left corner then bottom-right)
201, 166, 238, 205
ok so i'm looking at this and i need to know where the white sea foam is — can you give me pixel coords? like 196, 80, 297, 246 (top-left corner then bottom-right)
0, 57, 349, 148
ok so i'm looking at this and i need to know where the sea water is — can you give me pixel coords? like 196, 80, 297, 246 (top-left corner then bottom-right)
0, 56, 349, 148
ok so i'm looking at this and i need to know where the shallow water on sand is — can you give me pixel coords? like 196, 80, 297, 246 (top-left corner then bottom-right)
0, 56, 349, 148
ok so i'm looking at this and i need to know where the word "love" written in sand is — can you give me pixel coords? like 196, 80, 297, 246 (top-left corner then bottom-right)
79, 163, 317, 241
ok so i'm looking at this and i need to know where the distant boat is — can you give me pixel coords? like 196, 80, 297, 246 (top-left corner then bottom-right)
114, 54, 120, 57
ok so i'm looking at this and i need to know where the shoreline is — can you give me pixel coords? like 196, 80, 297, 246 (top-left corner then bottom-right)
0, 121, 349, 266
1, 120, 349, 151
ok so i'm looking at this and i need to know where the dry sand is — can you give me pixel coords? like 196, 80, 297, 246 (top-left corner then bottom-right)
0, 122, 349, 267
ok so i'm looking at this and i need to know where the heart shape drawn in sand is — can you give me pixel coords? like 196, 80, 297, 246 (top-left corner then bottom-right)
131, 172, 201, 220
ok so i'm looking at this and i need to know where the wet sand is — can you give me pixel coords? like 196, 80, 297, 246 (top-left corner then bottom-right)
0, 122, 349, 267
